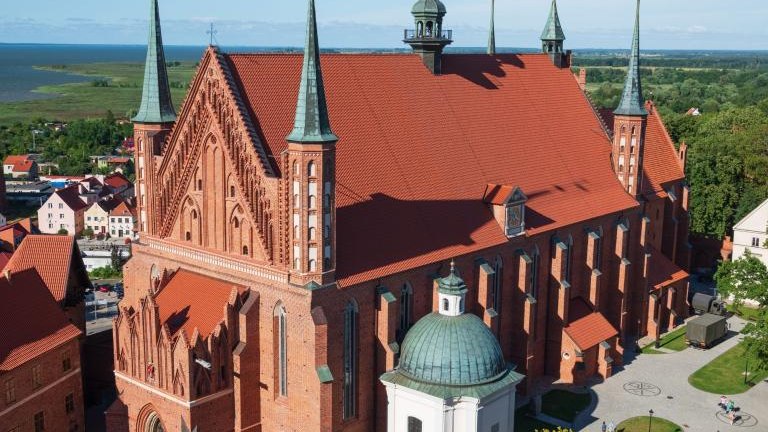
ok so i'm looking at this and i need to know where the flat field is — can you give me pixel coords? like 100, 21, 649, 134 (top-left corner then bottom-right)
0, 62, 196, 124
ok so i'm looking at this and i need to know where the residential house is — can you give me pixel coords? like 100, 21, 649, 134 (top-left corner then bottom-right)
3, 155, 39, 179
733, 198, 768, 268
108, 200, 137, 239
0, 219, 32, 253
78, 177, 109, 205
5, 235, 90, 332
37, 185, 88, 235
103, 173, 134, 199
0, 268, 84, 432
84, 197, 123, 237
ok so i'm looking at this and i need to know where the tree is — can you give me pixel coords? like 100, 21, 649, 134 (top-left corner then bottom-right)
57, 228, 69, 236
110, 246, 123, 272
715, 251, 768, 309
82, 227, 94, 239
715, 252, 768, 371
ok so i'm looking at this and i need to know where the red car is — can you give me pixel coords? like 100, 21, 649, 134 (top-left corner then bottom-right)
97, 284, 111, 293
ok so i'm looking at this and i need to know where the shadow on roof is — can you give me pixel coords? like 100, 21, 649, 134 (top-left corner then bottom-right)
442, 54, 526, 90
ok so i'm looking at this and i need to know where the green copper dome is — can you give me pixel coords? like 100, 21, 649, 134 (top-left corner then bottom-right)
412, 0, 447, 15
398, 312, 506, 386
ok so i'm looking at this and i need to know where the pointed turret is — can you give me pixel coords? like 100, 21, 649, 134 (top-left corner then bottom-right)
286, 0, 338, 144
487, 0, 496, 55
286, 0, 338, 287
133, 0, 176, 124
540, 0, 569, 68
611, 0, 648, 198
614, 0, 647, 116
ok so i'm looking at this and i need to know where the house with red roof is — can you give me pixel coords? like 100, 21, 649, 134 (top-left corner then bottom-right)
5, 235, 91, 332
0, 268, 84, 432
103, 173, 134, 199
3, 155, 39, 179
108, 0, 690, 430
37, 185, 88, 235
108, 199, 137, 239
0, 219, 32, 253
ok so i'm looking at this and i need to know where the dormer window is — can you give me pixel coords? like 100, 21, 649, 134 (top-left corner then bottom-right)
483, 184, 527, 239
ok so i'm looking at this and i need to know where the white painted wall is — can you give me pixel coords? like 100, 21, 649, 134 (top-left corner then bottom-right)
733, 199, 768, 268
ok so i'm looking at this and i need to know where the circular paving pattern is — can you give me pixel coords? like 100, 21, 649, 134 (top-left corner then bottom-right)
623, 381, 662, 397
716, 411, 759, 428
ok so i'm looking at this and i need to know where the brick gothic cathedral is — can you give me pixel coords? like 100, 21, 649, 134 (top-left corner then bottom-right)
107, 0, 690, 430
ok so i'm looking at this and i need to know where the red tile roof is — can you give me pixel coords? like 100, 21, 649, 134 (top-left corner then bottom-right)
110, 201, 136, 218
55, 185, 88, 212
5, 235, 78, 302
564, 312, 618, 351
648, 247, 688, 290
599, 102, 685, 198
155, 269, 246, 339
483, 184, 516, 206
0, 268, 81, 371
0, 222, 30, 252
0, 251, 12, 271
226, 53, 640, 286
80, 177, 103, 188
104, 173, 131, 190
4, 155, 35, 173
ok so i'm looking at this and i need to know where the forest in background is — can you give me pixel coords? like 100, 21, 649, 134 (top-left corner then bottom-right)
1, 52, 768, 239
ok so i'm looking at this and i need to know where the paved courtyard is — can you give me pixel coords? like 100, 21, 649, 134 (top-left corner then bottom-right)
579, 316, 768, 431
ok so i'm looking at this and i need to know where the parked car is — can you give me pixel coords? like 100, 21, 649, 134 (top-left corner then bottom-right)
96, 284, 111, 293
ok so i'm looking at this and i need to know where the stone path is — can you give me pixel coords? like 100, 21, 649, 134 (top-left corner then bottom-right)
578, 316, 768, 432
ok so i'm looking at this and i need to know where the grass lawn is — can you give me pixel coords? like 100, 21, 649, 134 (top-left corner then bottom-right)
616, 416, 682, 432
731, 306, 763, 322
641, 326, 688, 354
541, 390, 592, 423
689, 343, 768, 394
0, 62, 197, 124
514, 409, 560, 431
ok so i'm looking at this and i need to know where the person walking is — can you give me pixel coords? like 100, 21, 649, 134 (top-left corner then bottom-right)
601, 421, 607, 432
720, 395, 727, 409
726, 399, 735, 414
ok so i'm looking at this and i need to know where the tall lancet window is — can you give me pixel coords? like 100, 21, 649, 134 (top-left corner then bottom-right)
492, 256, 503, 311
564, 235, 574, 284
275, 304, 288, 397
398, 283, 413, 342
343, 300, 359, 419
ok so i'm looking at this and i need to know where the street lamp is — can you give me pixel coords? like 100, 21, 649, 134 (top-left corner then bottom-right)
648, 409, 654, 432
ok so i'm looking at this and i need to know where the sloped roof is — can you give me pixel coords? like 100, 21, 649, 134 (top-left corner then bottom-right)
599, 102, 685, 199
110, 201, 136, 218
226, 53, 639, 286
104, 173, 132, 190
95, 196, 125, 213
0, 251, 12, 270
155, 269, 246, 339
5, 235, 78, 302
564, 312, 618, 351
648, 247, 688, 290
54, 185, 88, 212
734, 198, 768, 231
4, 155, 35, 173
0, 269, 81, 371
81, 177, 103, 188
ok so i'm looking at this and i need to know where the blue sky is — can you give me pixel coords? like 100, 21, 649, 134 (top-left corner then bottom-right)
0, 0, 766, 50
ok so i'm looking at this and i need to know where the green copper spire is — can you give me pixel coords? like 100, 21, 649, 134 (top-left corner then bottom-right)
540, 0, 565, 42
487, 0, 496, 55
287, 0, 338, 144
614, 0, 648, 116
133, 0, 176, 124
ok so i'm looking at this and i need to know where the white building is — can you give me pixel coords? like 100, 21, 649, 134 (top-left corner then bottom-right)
380, 263, 523, 432
733, 198, 768, 267
109, 200, 137, 239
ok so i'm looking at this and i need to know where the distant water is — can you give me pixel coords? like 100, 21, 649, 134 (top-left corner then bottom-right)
0, 44, 208, 103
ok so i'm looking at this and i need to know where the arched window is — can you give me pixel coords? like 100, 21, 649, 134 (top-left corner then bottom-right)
398, 283, 413, 341
191, 210, 197, 220
233, 219, 240, 229
293, 225, 299, 239
309, 195, 317, 209
185, 232, 191, 241
425, 21, 433, 37
242, 246, 249, 256
309, 259, 317, 272
308, 161, 316, 177
293, 194, 300, 209
530, 247, 540, 298
492, 256, 503, 311
324, 193, 331, 207
308, 227, 317, 241
564, 236, 574, 284
594, 227, 604, 272
343, 301, 358, 420
417, 21, 424, 37
408, 416, 423, 432
293, 161, 299, 176
197, 179, 202, 190
145, 412, 164, 432
442, 298, 449, 311
230, 185, 236, 197
275, 304, 288, 397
